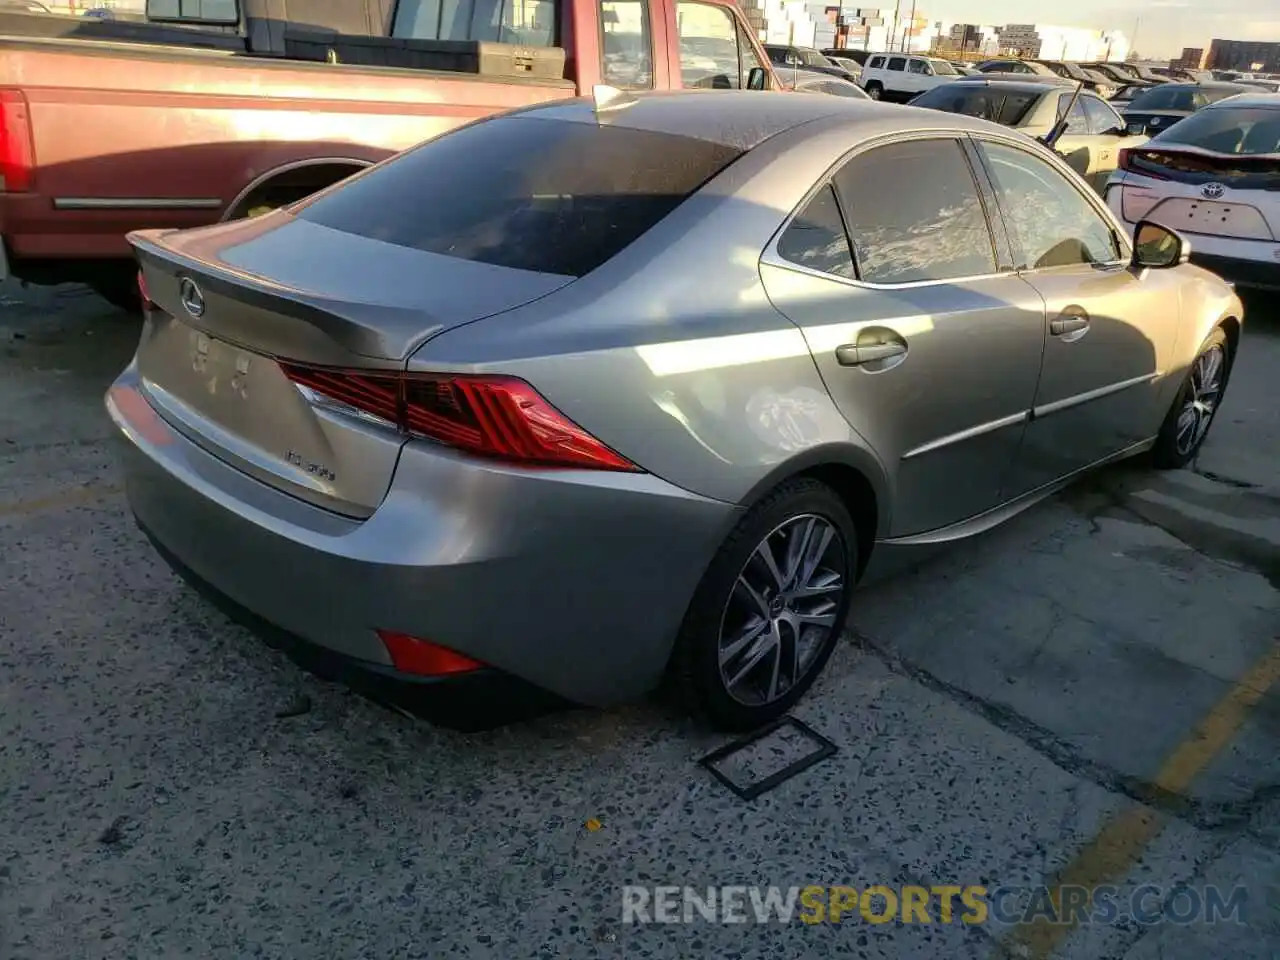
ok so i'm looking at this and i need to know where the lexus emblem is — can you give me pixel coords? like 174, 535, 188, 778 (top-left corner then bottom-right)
179, 277, 205, 318
1201, 182, 1226, 200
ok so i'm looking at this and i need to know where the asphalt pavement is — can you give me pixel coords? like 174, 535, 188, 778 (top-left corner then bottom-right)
1, 280, 1277, 960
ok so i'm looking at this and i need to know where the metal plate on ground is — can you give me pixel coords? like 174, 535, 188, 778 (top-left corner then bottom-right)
699, 717, 837, 801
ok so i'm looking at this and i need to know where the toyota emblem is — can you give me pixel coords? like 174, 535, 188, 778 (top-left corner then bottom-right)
1201, 182, 1226, 200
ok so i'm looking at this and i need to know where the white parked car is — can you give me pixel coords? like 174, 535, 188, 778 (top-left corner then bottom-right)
859, 53, 961, 102
1105, 93, 1280, 291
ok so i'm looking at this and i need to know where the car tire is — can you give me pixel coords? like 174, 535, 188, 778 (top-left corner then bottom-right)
670, 477, 858, 732
865, 81, 883, 100
1152, 326, 1231, 469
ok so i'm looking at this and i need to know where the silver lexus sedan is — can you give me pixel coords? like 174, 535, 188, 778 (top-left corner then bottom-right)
108, 90, 1243, 732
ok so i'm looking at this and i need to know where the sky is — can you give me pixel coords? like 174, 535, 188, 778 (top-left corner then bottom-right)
908, 0, 1280, 58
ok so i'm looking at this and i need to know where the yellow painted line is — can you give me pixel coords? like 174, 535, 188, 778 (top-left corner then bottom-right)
1007, 642, 1280, 959
0, 483, 123, 518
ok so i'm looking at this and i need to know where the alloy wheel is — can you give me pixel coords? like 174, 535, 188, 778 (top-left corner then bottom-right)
717, 515, 847, 707
1175, 345, 1225, 457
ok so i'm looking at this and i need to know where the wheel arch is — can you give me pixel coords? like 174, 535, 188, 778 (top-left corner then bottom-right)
737, 444, 890, 578
222, 157, 374, 221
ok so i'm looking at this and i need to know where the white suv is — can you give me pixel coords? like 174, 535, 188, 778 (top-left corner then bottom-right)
859, 54, 960, 102
1104, 93, 1280, 291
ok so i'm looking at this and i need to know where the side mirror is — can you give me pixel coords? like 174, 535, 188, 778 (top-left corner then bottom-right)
1132, 220, 1190, 269
747, 66, 769, 90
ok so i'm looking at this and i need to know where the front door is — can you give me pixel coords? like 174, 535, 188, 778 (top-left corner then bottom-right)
760, 136, 1047, 537
972, 137, 1182, 497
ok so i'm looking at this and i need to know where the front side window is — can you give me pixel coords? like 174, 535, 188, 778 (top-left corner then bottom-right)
908, 59, 928, 75
833, 139, 998, 285
887, 57, 905, 72
677, 2, 744, 89
776, 185, 856, 279
600, 0, 653, 89
295, 116, 743, 278
978, 140, 1120, 270
868, 56, 885, 70
1082, 95, 1124, 134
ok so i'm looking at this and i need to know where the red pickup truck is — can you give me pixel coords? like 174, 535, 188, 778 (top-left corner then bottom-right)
0, 0, 777, 308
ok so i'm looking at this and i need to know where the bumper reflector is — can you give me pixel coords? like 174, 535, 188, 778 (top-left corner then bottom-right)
377, 630, 485, 677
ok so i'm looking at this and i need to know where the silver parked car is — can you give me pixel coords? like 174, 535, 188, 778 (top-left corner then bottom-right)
108, 91, 1244, 731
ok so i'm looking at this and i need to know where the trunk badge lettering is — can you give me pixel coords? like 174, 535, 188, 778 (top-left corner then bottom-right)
285, 450, 337, 483
179, 277, 205, 318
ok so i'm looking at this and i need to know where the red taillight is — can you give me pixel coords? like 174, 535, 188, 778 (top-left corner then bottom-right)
0, 89, 35, 193
377, 630, 485, 676
1117, 147, 1132, 172
137, 269, 155, 310
280, 363, 640, 472
1118, 147, 1170, 181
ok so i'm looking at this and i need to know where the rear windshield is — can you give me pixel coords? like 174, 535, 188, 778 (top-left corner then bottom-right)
1156, 107, 1280, 155
911, 84, 1040, 125
1127, 86, 1198, 112
295, 116, 743, 278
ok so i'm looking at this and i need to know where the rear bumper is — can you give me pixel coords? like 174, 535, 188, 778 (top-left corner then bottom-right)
1108, 198, 1280, 291
141, 525, 567, 730
106, 366, 738, 709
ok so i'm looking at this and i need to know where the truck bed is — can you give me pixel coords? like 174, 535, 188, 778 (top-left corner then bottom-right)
0, 33, 574, 268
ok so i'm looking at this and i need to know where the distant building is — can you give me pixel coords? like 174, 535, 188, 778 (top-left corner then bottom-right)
941, 23, 994, 54
991, 23, 1129, 62
1172, 47, 1207, 70
1206, 38, 1280, 73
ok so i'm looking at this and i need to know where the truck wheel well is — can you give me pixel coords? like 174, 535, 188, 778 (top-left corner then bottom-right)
224, 160, 370, 221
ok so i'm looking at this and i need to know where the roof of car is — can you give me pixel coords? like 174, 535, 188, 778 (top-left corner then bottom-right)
943, 79, 1061, 95
1145, 81, 1250, 91
509, 90, 1007, 150
955, 75, 1073, 88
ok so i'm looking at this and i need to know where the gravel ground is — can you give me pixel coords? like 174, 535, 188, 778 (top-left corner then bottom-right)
1, 281, 1277, 960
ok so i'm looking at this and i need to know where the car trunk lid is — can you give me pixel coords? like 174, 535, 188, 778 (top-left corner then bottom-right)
129, 217, 574, 517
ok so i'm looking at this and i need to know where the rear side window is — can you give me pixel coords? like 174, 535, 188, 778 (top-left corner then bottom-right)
1128, 86, 1197, 112
295, 117, 743, 278
833, 139, 998, 284
911, 85, 1040, 125
393, 0, 556, 45
776, 185, 855, 279
601, 0, 654, 89
887, 57, 905, 71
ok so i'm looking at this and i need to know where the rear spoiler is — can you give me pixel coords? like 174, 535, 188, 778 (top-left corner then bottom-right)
129, 230, 442, 365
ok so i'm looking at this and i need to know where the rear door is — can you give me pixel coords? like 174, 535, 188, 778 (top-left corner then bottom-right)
1081, 94, 1133, 189
884, 56, 907, 96
972, 136, 1182, 496
1053, 92, 1099, 184
759, 135, 1047, 537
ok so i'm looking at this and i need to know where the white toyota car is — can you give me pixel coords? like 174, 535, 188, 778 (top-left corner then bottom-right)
1104, 92, 1280, 291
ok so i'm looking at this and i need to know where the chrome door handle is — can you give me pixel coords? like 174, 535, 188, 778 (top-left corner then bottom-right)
835, 341, 908, 366
1049, 313, 1090, 338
